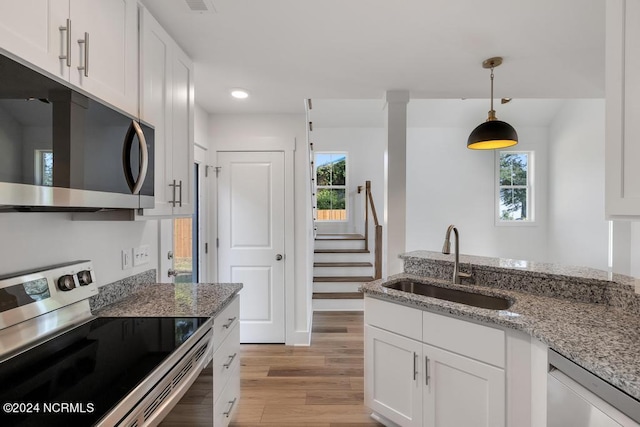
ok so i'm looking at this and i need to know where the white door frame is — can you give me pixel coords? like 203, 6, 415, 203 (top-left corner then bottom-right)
215, 137, 296, 345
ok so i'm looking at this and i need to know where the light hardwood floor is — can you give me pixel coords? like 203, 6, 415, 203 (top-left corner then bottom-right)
162, 311, 382, 427
230, 311, 383, 427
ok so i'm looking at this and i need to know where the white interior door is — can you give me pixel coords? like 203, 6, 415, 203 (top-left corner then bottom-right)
217, 151, 285, 343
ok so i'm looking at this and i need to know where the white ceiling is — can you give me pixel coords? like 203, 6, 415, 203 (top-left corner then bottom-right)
140, 0, 605, 116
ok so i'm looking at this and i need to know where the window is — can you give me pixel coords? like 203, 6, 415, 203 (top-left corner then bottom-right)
497, 151, 534, 223
315, 152, 347, 221
173, 164, 199, 283
35, 149, 53, 186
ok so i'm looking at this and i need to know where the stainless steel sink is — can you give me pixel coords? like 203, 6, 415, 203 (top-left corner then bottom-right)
384, 280, 512, 310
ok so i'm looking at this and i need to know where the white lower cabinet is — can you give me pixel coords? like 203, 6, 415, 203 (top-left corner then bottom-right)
365, 296, 507, 427
423, 343, 505, 427
365, 325, 423, 427
212, 296, 241, 426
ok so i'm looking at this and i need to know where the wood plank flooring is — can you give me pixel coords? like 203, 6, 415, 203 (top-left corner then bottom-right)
161, 311, 382, 426
230, 311, 383, 427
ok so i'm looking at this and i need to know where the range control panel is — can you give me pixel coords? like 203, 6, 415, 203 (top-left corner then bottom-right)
0, 260, 98, 330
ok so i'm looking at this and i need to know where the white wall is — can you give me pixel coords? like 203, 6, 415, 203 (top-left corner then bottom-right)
406, 126, 549, 261
208, 113, 312, 345
547, 99, 609, 270
312, 128, 385, 234
0, 213, 158, 286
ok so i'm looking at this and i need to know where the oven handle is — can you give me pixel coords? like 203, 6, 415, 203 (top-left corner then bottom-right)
122, 120, 149, 195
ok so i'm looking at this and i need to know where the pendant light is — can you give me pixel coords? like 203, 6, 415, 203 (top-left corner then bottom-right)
467, 57, 518, 150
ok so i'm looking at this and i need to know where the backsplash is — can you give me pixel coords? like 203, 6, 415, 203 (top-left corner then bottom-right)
401, 251, 640, 316
89, 269, 156, 312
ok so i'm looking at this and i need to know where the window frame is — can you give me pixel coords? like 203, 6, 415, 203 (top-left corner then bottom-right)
314, 151, 348, 222
495, 150, 536, 226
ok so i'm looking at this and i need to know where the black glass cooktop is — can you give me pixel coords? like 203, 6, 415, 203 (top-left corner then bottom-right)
0, 316, 209, 427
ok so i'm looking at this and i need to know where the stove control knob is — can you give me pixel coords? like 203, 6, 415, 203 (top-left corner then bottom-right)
57, 275, 76, 291
77, 270, 93, 286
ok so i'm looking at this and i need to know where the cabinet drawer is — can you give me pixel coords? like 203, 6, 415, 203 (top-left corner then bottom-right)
423, 311, 505, 367
213, 296, 240, 353
213, 323, 240, 404
214, 363, 240, 427
365, 297, 422, 341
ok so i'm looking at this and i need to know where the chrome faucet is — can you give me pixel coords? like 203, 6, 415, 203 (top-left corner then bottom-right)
442, 224, 471, 284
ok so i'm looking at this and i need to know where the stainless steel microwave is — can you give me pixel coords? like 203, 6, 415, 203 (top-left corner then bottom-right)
0, 52, 153, 211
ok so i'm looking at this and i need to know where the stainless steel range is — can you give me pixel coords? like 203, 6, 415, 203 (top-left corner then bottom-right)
0, 261, 213, 427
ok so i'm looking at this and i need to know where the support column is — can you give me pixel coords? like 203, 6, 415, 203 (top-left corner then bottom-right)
383, 90, 409, 276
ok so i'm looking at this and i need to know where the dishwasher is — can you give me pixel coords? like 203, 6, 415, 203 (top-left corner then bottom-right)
548, 349, 640, 427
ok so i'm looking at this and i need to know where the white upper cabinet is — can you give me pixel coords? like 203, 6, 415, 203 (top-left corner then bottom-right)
139, 8, 194, 217
0, 0, 69, 79
0, 0, 138, 117
606, 0, 640, 218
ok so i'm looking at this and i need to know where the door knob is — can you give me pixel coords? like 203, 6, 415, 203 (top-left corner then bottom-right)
275, 254, 283, 261
167, 269, 178, 277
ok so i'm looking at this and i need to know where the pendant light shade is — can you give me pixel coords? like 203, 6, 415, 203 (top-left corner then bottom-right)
467, 120, 518, 149
467, 57, 518, 150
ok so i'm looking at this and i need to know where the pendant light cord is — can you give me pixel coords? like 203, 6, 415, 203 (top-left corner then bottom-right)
490, 65, 495, 114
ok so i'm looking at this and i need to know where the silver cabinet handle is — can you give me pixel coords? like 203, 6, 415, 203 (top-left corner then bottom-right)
169, 180, 177, 206
168, 180, 183, 207
59, 19, 71, 66
223, 352, 237, 369
77, 32, 89, 76
122, 121, 149, 195
223, 317, 237, 329
223, 397, 237, 418
425, 356, 430, 385
167, 269, 178, 277
413, 352, 418, 381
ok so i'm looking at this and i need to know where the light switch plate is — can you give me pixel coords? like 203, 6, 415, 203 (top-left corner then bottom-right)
122, 249, 132, 270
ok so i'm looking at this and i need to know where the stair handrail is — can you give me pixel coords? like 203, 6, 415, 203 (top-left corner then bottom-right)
364, 180, 382, 279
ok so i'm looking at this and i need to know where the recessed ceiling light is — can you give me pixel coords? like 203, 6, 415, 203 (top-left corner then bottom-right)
231, 89, 249, 99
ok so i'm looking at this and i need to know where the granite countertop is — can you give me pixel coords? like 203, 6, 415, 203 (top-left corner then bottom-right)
93, 282, 243, 317
401, 250, 640, 292
361, 273, 640, 401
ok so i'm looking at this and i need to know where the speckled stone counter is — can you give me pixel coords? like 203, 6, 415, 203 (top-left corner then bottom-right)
402, 250, 640, 314
361, 254, 640, 401
93, 282, 243, 318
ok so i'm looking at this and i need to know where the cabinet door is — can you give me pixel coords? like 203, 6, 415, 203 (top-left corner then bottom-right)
365, 325, 422, 427
68, 0, 138, 116
606, 0, 640, 217
423, 343, 505, 427
140, 7, 174, 216
169, 45, 194, 216
0, 0, 68, 80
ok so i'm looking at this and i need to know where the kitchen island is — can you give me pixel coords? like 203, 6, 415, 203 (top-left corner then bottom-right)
361, 251, 640, 427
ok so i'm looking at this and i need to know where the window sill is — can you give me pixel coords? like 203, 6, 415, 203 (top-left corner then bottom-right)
494, 220, 538, 227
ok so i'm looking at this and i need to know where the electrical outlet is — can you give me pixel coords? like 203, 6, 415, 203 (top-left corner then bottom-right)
134, 244, 150, 267
121, 249, 132, 270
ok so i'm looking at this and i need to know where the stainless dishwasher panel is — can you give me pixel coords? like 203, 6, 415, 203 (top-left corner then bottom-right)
548, 350, 640, 427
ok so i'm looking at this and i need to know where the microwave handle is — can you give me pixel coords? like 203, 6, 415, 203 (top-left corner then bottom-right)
123, 120, 149, 195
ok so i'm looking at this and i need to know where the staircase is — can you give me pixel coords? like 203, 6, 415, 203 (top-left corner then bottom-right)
306, 99, 382, 311
312, 234, 374, 310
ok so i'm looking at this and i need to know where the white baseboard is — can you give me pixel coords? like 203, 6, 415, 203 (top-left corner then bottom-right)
313, 299, 364, 311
